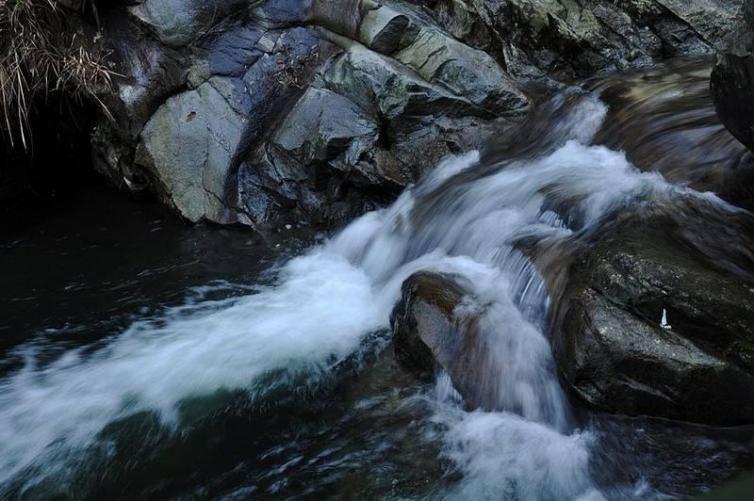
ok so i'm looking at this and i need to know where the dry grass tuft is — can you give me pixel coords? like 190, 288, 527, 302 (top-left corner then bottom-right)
0, 0, 118, 149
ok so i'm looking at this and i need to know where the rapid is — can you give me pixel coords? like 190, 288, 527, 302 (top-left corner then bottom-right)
2, 60, 754, 499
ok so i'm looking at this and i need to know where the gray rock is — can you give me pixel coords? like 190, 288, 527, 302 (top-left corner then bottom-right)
393, 26, 528, 115
93, 0, 531, 228
423, 0, 739, 81
94, 0, 743, 232
273, 87, 379, 167
359, 4, 416, 54
310, 0, 365, 38
323, 44, 489, 119
313, 0, 528, 115
656, 0, 740, 45
129, 0, 246, 48
202, 24, 266, 78
135, 77, 246, 223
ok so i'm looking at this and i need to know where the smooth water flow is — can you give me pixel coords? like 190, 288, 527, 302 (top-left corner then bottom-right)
0, 77, 749, 498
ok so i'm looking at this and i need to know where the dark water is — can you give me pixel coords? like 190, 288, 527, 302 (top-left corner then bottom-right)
0, 184, 447, 499
1, 186, 275, 356
2, 60, 754, 500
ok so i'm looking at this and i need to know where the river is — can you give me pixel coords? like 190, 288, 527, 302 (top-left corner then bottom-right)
1, 59, 754, 500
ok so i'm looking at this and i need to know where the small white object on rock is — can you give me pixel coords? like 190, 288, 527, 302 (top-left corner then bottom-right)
660, 308, 672, 330
285, 224, 292, 230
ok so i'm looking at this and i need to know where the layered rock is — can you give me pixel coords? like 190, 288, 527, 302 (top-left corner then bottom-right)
422, 0, 740, 86
94, 0, 528, 228
89, 0, 745, 228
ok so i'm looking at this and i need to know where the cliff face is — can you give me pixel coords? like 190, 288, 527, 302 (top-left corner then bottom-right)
90, 0, 742, 229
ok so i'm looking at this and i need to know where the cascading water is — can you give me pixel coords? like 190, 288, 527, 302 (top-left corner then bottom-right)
1, 63, 752, 499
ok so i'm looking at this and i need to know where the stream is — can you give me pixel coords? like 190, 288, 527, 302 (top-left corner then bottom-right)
2, 60, 754, 500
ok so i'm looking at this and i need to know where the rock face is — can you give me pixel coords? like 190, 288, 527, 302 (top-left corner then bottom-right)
421, 0, 740, 86
94, 0, 528, 227
711, 0, 754, 153
91, 0, 744, 228
551, 202, 754, 425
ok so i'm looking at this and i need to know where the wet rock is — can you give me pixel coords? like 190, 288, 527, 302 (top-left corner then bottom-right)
552, 203, 754, 425
392, 272, 466, 375
391, 272, 492, 408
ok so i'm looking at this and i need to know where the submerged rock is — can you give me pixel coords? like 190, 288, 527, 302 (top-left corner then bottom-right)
592, 60, 754, 210
391, 272, 492, 408
551, 202, 754, 425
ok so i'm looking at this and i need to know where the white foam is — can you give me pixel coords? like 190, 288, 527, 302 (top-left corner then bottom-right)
0, 252, 383, 483
436, 407, 603, 501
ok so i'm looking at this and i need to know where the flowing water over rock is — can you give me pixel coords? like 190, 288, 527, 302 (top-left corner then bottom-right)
2, 60, 754, 499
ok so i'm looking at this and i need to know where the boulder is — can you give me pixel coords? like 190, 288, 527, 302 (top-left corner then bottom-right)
551, 202, 754, 425
135, 78, 245, 223
391, 272, 495, 409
